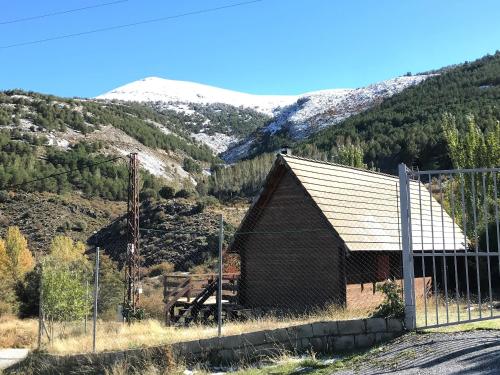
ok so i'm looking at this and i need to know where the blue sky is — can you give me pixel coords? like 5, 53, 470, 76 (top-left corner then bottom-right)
1, 0, 499, 98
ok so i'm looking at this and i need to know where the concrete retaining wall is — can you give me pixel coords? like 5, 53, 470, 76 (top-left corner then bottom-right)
19, 318, 404, 373
173, 317, 404, 364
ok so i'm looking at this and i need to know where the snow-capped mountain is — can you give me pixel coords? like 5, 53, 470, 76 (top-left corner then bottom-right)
97, 77, 298, 116
97, 75, 432, 160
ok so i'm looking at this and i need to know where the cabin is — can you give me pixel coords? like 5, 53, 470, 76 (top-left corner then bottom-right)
229, 153, 466, 311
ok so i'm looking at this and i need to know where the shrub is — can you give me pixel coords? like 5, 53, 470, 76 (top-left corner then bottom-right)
73, 220, 87, 232
0, 190, 9, 203
158, 186, 175, 200
201, 195, 219, 207
140, 188, 158, 201
371, 279, 404, 319
183, 158, 202, 174
175, 189, 192, 199
16, 268, 41, 318
190, 202, 205, 214
148, 262, 175, 277
195, 181, 208, 196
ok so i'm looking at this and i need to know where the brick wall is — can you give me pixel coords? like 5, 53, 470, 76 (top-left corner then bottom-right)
346, 277, 427, 309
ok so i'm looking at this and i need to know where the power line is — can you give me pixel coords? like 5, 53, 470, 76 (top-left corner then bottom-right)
4, 155, 125, 190
0, 0, 128, 26
0, 0, 263, 49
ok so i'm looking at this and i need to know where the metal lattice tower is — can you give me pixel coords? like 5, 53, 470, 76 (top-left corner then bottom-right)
125, 152, 140, 319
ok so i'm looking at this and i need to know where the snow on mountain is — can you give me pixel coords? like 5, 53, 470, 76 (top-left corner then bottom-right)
265, 75, 431, 139
97, 77, 297, 115
222, 75, 432, 162
191, 132, 238, 154
97, 74, 433, 159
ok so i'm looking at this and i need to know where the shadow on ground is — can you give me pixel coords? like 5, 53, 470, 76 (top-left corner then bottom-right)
339, 330, 500, 375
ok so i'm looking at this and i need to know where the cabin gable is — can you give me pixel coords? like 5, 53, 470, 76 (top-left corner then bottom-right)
238, 168, 344, 309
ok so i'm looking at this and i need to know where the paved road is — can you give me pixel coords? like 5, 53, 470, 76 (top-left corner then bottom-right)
0, 349, 29, 371
335, 330, 500, 374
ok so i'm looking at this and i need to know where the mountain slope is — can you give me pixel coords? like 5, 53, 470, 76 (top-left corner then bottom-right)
97, 75, 430, 159
295, 52, 500, 172
97, 77, 297, 115
0, 90, 222, 198
222, 75, 430, 162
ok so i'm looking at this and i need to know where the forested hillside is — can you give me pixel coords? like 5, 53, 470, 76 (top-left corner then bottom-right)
205, 52, 500, 199
295, 52, 500, 172
0, 90, 222, 200
1, 52, 499, 270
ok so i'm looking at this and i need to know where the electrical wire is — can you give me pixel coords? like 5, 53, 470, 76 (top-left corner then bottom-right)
0, 0, 128, 26
0, 0, 263, 49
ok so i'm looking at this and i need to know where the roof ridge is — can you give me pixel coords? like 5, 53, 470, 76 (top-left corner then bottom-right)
280, 154, 399, 179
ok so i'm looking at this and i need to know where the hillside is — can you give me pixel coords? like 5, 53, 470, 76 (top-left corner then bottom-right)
97, 75, 429, 160
0, 90, 220, 190
294, 52, 500, 172
93, 198, 245, 270
0, 191, 125, 254
1, 52, 499, 271
222, 75, 430, 162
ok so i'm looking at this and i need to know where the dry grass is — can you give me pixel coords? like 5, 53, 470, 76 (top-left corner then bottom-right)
0, 315, 38, 349
0, 304, 373, 355
5, 294, 498, 356
415, 293, 500, 330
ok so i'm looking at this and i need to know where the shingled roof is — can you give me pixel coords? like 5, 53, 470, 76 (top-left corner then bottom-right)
232, 154, 466, 252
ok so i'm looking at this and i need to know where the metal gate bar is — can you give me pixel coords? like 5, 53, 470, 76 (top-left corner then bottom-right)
400, 165, 500, 329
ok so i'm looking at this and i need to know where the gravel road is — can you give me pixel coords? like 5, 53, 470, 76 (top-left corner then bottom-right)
335, 330, 500, 374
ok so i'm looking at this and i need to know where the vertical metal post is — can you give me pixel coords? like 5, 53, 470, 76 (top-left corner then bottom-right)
84, 280, 89, 334
93, 247, 100, 353
482, 173, 493, 317
398, 164, 416, 330
471, 174, 482, 318
438, 175, 449, 323
449, 175, 460, 322
37, 263, 43, 350
417, 176, 428, 326
217, 214, 224, 337
460, 175, 471, 320
429, 173, 439, 324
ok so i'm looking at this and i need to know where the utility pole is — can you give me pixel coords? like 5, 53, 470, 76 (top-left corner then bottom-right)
125, 153, 140, 322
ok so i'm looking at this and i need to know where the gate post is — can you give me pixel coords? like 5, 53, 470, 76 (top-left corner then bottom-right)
398, 163, 416, 330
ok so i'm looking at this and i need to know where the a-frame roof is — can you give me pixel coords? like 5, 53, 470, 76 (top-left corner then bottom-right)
233, 154, 466, 252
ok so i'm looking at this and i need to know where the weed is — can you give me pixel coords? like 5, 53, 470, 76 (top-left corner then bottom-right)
370, 280, 404, 319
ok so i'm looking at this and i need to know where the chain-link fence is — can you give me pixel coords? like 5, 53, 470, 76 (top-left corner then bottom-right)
4, 152, 432, 354
227, 162, 405, 324
162, 155, 413, 335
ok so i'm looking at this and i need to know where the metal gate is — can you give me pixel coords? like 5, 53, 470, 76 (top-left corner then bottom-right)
399, 164, 500, 329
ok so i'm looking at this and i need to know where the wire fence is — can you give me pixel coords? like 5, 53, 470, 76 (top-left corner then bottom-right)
10, 152, 500, 355
27, 165, 500, 353
226, 178, 405, 323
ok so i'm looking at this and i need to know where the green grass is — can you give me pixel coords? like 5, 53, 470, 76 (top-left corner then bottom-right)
422, 318, 500, 333
229, 349, 380, 375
